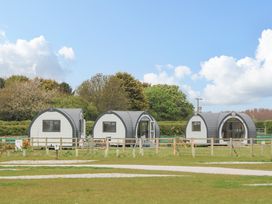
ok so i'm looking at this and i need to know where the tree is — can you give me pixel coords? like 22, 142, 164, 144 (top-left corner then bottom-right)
76, 73, 108, 109
115, 72, 148, 110
0, 80, 57, 120
144, 84, 194, 121
4, 75, 29, 87
59, 82, 72, 94
37, 78, 60, 91
0, 78, 5, 89
51, 95, 98, 120
76, 73, 129, 113
99, 76, 129, 111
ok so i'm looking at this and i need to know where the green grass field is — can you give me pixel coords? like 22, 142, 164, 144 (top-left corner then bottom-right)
0, 147, 272, 204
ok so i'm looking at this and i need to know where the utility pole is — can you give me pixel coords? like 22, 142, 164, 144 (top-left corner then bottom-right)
195, 97, 202, 113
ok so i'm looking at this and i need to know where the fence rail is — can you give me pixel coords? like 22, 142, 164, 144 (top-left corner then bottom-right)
0, 136, 272, 159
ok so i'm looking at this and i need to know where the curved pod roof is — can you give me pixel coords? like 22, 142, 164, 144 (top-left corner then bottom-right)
187, 111, 256, 138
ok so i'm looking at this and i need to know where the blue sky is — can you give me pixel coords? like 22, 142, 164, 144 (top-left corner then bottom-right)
1, 0, 272, 111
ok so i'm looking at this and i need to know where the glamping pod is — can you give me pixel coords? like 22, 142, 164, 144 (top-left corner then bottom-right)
29, 108, 86, 147
186, 111, 256, 144
93, 111, 160, 142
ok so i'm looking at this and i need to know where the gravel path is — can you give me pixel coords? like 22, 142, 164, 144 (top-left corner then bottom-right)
0, 173, 180, 180
0, 160, 96, 165
87, 164, 272, 176
244, 183, 272, 186
204, 162, 272, 165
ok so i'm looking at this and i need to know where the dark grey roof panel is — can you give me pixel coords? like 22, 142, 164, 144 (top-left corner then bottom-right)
57, 108, 83, 136
192, 111, 256, 138
107, 111, 159, 138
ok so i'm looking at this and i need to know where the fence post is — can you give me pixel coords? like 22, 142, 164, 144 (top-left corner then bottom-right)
139, 138, 144, 156
191, 139, 195, 158
22, 149, 26, 157
45, 137, 48, 149
260, 141, 265, 157
173, 138, 177, 156
104, 138, 109, 157
132, 147, 136, 158
270, 139, 272, 160
60, 138, 63, 151
229, 138, 233, 157
122, 138, 125, 152
211, 138, 214, 156
250, 138, 253, 157
156, 138, 159, 154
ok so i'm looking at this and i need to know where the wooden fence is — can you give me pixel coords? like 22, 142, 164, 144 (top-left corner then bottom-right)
0, 137, 272, 158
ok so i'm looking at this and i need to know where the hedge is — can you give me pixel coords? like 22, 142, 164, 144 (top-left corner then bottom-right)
0, 120, 31, 136
255, 120, 272, 134
0, 120, 186, 136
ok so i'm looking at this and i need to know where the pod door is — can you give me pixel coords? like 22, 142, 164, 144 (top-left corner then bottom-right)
221, 118, 246, 140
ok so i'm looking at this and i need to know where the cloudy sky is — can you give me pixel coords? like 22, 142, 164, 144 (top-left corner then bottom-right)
0, 0, 272, 111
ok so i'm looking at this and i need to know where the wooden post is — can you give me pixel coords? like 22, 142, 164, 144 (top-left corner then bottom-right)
104, 138, 109, 157
270, 139, 272, 160
122, 138, 125, 152
250, 138, 254, 157
191, 139, 195, 158
45, 137, 48, 150
132, 148, 136, 158
230, 138, 233, 157
260, 141, 264, 157
156, 138, 159, 154
75, 149, 79, 157
75, 138, 78, 149
116, 148, 120, 157
173, 138, 177, 156
210, 138, 214, 156
22, 149, 26, 157
139, 138, 144, 156
60, 138, 63, 151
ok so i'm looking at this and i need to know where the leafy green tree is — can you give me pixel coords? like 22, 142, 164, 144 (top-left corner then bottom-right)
0, 78, 5, 89
99, 76, 129, 111
144, 84, 194, 121
76, 73, 129, 113
37, 78, 60, 91
76, 73, 108, 110
0, 80, 57, 120
59, 82, 72, 94
5, 75, 29, 87
51, 95, 98, 120
115, 72, 147, 110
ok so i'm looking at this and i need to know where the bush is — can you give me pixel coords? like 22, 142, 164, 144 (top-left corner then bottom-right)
158, 121, 187, 136
255, 120, 272, 134
0, 120, 30, 136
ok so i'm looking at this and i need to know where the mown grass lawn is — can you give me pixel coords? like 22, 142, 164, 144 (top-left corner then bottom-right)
0, 171, 272, 204
0, 147, 272, 204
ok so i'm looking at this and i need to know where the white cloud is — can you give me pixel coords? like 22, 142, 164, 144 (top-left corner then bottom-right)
58, 46, 75, 60
143, 70, 175, 85
0, 34, 75, 81
143, 64, 192, 85
200, 29, 272, 105
174, 66, 191, 78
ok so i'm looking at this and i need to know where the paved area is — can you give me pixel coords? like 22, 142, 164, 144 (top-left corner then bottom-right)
0, 173, 180, 180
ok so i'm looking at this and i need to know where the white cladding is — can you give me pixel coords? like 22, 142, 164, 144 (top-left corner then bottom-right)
93, 114, 126, 139
30, 111, 73, 147
186, 115, 207, 144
